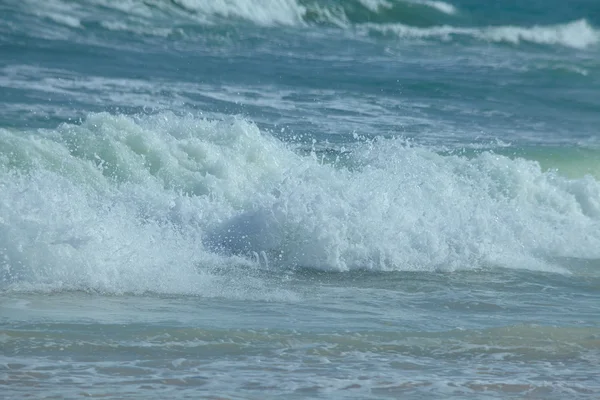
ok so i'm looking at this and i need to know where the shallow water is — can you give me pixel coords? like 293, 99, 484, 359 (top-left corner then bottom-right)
3, 269, 600, 398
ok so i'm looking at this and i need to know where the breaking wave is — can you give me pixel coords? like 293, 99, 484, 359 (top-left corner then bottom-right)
8, 0, 599, 49
1, 113, 599, 294
366, 19, 599, 49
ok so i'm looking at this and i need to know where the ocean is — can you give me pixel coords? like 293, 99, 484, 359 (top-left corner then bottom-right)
1, 0, 600, 398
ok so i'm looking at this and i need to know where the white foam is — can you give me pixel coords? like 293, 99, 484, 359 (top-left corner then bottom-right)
1, 113, 599, 295
358, 0, 393, 13
419, 1, 456, 15
484, 19, 599, 49
100, 20, 175, 37
171, 0, 306, 26
367, 19, 600, 49
44, 12, 82, 28
0, 114, 302, 298
15, 0, 596, 51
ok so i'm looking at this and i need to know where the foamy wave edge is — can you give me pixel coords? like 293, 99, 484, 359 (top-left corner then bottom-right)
365, 19, 599, 49
1, 112, 599, 297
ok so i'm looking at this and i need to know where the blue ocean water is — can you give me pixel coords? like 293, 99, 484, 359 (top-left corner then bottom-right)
1, 0, 600, 398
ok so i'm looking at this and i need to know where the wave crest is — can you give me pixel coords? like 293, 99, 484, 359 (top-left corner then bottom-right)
1, 113, 599, 297
14, 0, 599, 50
367, 19, 599, 49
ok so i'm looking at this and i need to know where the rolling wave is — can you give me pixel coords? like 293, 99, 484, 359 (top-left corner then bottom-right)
8, 0, 458, 29
153, 0, 459, 27
1, 113, 599, 294
366, 19, 599, 49
6, 0, 598, 49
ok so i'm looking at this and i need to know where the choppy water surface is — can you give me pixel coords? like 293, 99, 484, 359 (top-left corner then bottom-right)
1, 0, 600, 398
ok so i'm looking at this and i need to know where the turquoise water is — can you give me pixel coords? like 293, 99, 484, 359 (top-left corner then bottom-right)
1, 0, 600, 398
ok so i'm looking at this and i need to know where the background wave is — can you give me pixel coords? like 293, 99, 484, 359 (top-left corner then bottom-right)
4, 0, 599, 49
365, 19, 599, 49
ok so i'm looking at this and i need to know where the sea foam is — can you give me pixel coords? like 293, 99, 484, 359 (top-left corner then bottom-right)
14, 0, 596, 51
1, 113, 599, 294
367, 19, 599, 49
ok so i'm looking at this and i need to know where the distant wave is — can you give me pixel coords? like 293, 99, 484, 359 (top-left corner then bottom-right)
10, 0, 459, 30
10, 0, 599, 50
170, 0, 306, 26
366, 19, 600, 49
170, 0, 458, 26
419, 1, 456, 15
